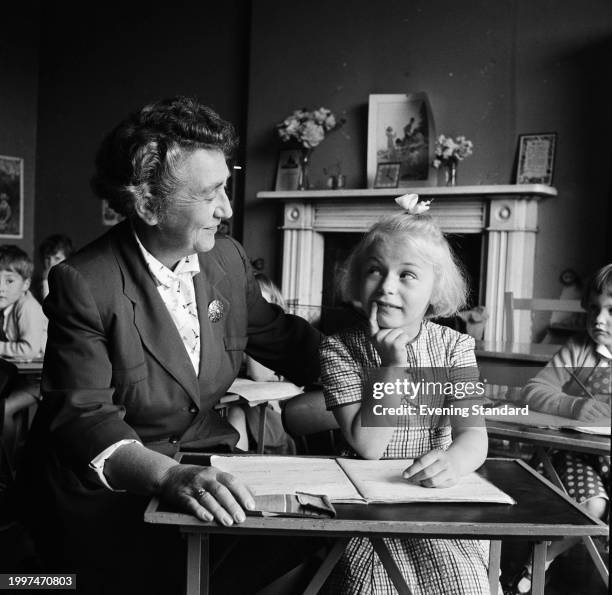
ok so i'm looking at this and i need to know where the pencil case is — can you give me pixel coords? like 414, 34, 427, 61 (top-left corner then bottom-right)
247, 492, 336, 518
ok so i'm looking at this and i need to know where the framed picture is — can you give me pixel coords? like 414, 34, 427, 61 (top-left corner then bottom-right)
275, 149, 301, 191
374, 162, 401, 188
516, 133, 557, 185
101, 199, 124, 226
367, 93, 436, 188
0, 155, 24, 238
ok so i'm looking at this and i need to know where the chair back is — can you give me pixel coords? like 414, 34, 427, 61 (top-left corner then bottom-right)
504, 291, 583, 343
281, 390, 340, 455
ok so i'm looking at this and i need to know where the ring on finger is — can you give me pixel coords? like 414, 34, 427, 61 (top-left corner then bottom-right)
196, 488, 208, 500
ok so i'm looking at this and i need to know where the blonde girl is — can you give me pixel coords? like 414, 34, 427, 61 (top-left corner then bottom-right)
320, 195, 491, 594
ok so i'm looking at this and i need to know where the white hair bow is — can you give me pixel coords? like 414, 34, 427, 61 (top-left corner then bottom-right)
394, 193, 432, 215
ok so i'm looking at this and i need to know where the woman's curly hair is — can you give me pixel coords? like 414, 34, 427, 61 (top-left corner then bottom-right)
90, 96, 238, 219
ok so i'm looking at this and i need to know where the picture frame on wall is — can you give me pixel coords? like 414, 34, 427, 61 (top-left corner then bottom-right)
515, 132, 557, 185
367, 93, 436, 188
373, 162, 401, 188
101, 199, 124, 226
0, 155, 24, 239
275, 149, 302, 191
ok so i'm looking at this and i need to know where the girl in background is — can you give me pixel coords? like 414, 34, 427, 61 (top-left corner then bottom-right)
508, 264, 611, 594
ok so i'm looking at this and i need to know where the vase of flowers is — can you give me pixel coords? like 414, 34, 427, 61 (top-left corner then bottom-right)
432, 135, 474, 186
277, 107, 345, 190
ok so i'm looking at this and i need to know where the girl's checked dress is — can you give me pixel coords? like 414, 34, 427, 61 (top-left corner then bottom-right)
320, 321, 491, 595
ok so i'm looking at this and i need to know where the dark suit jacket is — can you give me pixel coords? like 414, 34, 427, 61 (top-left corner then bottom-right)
22, 220, 321, 567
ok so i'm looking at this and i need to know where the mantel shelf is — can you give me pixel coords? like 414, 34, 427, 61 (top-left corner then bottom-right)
257, 183, 557, 201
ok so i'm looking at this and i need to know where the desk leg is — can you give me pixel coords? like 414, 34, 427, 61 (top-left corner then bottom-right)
530, 541, 547, 595
302, 538, 349, 595
257, 403, 268, 454
371, 538, 412, 595
582, 535, 609, 587
488, 540, 501, 594
536, 448, 609, 586
186, 533, 209, 595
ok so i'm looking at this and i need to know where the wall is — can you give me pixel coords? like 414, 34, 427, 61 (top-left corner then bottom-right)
244, 0, 612, 301
0, 1, 40, 256
34, 1, 250, 254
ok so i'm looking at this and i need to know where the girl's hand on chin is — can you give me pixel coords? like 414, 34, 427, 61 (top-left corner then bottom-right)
368, 302, 411, 367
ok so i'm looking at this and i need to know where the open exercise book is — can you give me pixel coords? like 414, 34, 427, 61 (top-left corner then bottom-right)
486, 409, 611, 436
221, 378, 303, 407
210, 456, 515, 505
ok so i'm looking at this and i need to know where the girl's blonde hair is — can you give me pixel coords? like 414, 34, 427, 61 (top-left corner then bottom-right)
341, 212, 467, 318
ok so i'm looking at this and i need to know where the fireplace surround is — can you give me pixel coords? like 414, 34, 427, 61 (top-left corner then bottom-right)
258, 184, 556, 342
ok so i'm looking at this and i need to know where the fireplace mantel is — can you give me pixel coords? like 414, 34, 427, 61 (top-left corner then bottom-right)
257, 184, 557, 342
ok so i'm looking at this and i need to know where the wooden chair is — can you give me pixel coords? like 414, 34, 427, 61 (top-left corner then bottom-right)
281, 389, 340, 455
504, 291, 583, 343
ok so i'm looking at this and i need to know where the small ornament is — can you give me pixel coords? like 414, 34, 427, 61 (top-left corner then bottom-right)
207, 299, 224, 322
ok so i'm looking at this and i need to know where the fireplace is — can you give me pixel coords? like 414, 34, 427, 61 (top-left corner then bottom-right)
259, 185, 556, 342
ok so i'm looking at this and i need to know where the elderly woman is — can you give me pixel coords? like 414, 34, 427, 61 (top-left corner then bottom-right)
21, 97, 321, 593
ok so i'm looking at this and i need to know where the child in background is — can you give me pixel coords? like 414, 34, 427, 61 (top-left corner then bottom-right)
0, 245, 47, 360
0, 245, 47, 464
38, 233, 73, 300
508, 263, 611, 594
320, 195, 491, 594
226, 273, 296, 453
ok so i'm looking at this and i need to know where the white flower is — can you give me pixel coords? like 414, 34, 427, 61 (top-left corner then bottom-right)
300, 121, 325, 148
277, 106, 344, 149
432, 134, 474, 166
394, 194, 432, 214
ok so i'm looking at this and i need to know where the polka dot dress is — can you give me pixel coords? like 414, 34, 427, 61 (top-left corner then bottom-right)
550, 359, 610, 512
552, 452, 610, 506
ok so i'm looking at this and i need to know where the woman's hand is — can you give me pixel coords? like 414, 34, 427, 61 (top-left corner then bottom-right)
402, 449, 459, 488
573, 398, 611, 422
158, 464, 256, 526
369, 302, 410, 367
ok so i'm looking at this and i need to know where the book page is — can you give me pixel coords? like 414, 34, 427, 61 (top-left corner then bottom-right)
211, 455, 364, 503
486, 409, 610, 434
336, 458, 515, 505
227, 378, 303, 406
570, 426, 610, 436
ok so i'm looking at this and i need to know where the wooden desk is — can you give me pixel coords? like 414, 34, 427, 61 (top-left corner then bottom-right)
145, 456, 607, 595
475, 341, 558, 364
486, 419, 610, 456
486, 418, 610, 586
475, 341, 557, 389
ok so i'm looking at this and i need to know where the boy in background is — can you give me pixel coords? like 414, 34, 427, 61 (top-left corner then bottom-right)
38, 234, 73, 300
0, 245, 47, 453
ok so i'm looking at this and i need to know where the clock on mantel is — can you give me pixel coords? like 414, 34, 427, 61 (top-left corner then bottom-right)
256, 183, 557, 201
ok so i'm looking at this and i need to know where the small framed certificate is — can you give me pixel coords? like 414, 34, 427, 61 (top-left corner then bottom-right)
515, 133, 557, 185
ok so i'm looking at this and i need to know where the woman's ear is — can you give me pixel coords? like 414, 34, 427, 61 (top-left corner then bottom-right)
133, 195, 159, 226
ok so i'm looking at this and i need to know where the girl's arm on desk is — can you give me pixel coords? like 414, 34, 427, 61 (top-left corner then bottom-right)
403, 409, 488, 488
521, 338, 585, 418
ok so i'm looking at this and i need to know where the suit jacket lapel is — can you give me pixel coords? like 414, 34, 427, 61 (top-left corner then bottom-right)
112, 222, 200, 405
195, 250, 228, 383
